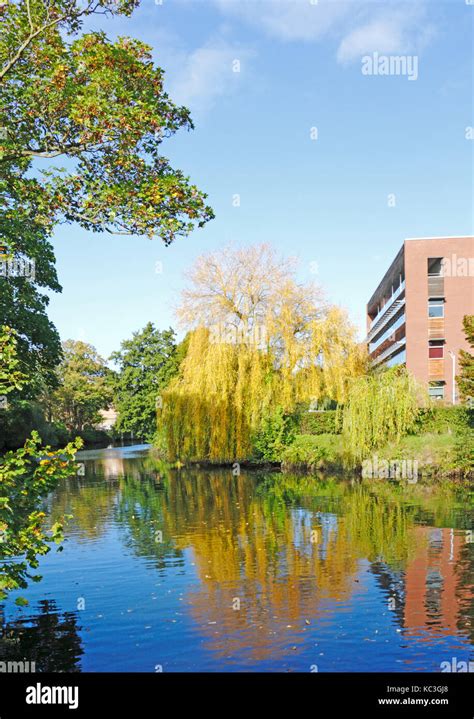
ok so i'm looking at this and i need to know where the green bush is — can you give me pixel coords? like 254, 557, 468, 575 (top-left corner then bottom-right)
413, 406, 473, 435
453, 429, 474, 476
252, 406, 298, 462
298, 410, 341, 435
281, 434, 343, 471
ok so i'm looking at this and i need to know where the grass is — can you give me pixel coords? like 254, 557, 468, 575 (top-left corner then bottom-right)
281, 431, 472, 478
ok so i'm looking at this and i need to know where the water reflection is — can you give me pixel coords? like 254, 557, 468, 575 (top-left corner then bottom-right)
2, 447, 473, 671
0, 600, 83, 672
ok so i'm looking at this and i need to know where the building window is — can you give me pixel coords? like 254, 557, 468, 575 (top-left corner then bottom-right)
428, 382, 445, 400
428, 258, 443, 276
428, 299, 444, 318
429, 341, 444, 359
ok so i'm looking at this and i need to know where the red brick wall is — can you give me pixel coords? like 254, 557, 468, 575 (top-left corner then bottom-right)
404, 237, 474, 402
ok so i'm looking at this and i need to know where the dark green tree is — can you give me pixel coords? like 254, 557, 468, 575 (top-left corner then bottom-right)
457, 315, 474, 404
110, 323, 181, 442
48, 339, 113, 433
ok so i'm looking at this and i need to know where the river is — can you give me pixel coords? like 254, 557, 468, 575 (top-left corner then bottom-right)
1, 445, 473, 672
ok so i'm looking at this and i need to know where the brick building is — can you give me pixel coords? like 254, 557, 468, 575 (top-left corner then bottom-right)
366, 236, 474, 402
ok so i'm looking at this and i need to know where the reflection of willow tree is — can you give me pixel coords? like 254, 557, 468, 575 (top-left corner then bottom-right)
152, 470, 360, 662
43, 463, 473, 662
344, 486, 416, 568
0, 600, 83, 672
114, 475, 182, 569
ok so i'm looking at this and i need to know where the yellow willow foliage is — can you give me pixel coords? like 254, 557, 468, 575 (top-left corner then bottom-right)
160, 315, 366, 462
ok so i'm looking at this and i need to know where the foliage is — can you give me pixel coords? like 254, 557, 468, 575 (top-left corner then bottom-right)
0, 399, 61, 450
373, 432, 472, 478
414, 405, 473, 435
0, 325, 28, 395
452, 428, 474, 477
0, 208, 62, 390
0, 431, 82, 600
298, 409, 341, 435
160, 245, 365, 462
281, 434, 343, 472
0, 326, 82, 600
110, 323, 181, 442
0, 0, 214, 245
46, 339, 112, 433
341, 367, 425, 465
252, 407, 298, 462
457, 315, 474, 404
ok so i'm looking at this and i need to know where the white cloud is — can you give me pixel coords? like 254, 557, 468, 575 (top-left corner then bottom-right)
337, 7, 436, 64
212, 0, 436, 65
168, 41, 253, 114
213, 0, 353, 42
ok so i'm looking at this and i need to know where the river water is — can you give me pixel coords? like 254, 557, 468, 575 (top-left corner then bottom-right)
1, 445, 473, 672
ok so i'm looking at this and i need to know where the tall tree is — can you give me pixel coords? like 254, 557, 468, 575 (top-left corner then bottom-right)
110, 323, 181, 442
48, 340, 112, 432
0, 0, 214, 388
161, 245, 366, 462
457, 315, 474, 404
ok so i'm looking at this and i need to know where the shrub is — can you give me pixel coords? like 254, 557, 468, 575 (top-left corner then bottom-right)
252, 406, 298, 462
298, 409, 341, 435
281, 434, 343, 471
413, 406, 473, 435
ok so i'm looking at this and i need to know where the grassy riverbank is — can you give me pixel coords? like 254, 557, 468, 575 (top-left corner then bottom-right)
280, 431, 472, 478
170, 405, 474, 480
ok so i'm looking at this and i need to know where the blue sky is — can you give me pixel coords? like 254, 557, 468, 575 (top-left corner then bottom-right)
47, 0, 473, 359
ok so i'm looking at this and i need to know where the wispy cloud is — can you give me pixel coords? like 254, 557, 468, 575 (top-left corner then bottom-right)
168, 40, 254, 114
212, 0, 436, 65
337, 6, 436, 64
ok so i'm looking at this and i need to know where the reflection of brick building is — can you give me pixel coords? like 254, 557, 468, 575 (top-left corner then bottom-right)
403, 527, 471, 638
366, 236, 474, 402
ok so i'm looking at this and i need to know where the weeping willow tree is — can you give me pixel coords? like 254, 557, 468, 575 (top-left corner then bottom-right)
342, 367, 427, 466
159, 245, 366, 462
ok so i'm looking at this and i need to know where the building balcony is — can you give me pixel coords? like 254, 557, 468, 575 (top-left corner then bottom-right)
366, 295, 406, 344
369, 280, 405, 326
370, 337, 407, 367
369, 313, 405, 354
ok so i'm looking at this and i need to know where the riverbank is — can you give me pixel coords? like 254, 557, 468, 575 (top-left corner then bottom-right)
166, 430, 473, 481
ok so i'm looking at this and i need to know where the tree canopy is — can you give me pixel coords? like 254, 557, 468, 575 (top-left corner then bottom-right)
110, 323, 182, 442
0, 325, 82, 601
160, 244, 366, 462
0, 0, 214, 243
46, 339, 112, 433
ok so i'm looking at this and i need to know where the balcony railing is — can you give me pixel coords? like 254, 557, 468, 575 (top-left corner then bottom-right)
366, 296, 405, 344
369, 313, 405, 354
371, 337, 406, 367
369, 280, 405, 328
